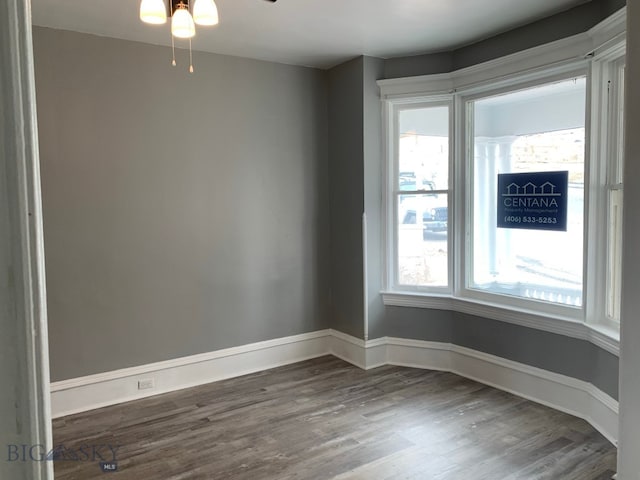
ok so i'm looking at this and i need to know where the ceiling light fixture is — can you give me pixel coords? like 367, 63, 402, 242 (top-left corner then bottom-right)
193, 0, 219, 26
140, 0, 167, 24
140, 0, 220, 73
171, 3, 196, 39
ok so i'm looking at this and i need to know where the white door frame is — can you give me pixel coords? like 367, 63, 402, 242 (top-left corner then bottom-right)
618, 0, 640, 477
0, 0, 53, 479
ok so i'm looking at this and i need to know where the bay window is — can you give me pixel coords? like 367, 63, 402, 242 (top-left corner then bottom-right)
381, 34, 625, 340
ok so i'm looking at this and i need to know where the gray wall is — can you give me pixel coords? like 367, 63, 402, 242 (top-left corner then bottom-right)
452, 0, 606, 71
327, 55, 386, 340
363, 57, 385, 340
472, 317, 621, 397
618, 0, 640, 474
383, 0, 627, 79
327, 57, 365, 338
34, 27, 330, 381
384, 53, 452, 82
375, 308, 619, 399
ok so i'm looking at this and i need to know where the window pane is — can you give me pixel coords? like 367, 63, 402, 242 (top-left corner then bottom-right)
398, 193, 448, 287
398, 107, 449, 191
470, 78, 586, 306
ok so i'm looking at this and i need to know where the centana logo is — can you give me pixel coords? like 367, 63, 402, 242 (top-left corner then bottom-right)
497, 171, 568, 231
502, 180, 560, 208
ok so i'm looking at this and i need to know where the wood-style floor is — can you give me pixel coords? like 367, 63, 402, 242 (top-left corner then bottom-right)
52, 356, 617, 480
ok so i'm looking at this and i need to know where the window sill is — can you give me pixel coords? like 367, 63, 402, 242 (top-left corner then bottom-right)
381, 291, 620, 356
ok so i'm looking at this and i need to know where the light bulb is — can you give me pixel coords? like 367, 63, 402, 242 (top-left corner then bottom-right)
140, 0, 167, 24
193, 0, 219, 26
172, 6, 196, 38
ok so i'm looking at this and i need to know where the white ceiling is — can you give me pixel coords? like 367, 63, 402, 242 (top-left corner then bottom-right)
31, 0, 589, 69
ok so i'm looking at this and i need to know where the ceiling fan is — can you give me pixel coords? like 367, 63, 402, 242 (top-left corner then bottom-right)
140, 0, 277, 71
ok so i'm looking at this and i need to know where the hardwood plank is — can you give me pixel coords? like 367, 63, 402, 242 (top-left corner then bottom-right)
52, 356, 616, 479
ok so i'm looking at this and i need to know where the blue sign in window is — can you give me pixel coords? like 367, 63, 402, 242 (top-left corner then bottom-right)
497, 171, 568, 231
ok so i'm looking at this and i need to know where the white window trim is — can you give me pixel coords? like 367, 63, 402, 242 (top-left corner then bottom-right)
378, 8, 626, 353
455, 66, 589, 323
587, 41, 626, 333
385, 97, 454, 294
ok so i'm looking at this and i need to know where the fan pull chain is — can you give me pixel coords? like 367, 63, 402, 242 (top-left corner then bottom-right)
171, 33, 176, 66
189, 38, 194, 73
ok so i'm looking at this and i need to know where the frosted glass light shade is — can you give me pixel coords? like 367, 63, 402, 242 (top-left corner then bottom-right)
172, 7, 196, 38
140, 0, 167, 24
193, 0, 219, 26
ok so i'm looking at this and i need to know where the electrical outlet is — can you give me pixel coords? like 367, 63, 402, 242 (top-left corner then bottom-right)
138, 378, 155, 390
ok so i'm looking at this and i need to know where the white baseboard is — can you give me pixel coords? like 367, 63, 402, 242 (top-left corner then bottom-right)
331, 333, 619, 446
51, 329, 619, 446
50, 330, 332, 418
329, 330, 388, 370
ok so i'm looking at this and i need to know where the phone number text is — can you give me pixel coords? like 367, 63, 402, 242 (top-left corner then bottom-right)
503, 216, 558, 224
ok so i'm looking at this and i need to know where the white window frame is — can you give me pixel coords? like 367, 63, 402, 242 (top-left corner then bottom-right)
457, 67, 589, 323
379, 19, 626, 351
587, 41, 626, 333
384, 96, 454, 295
